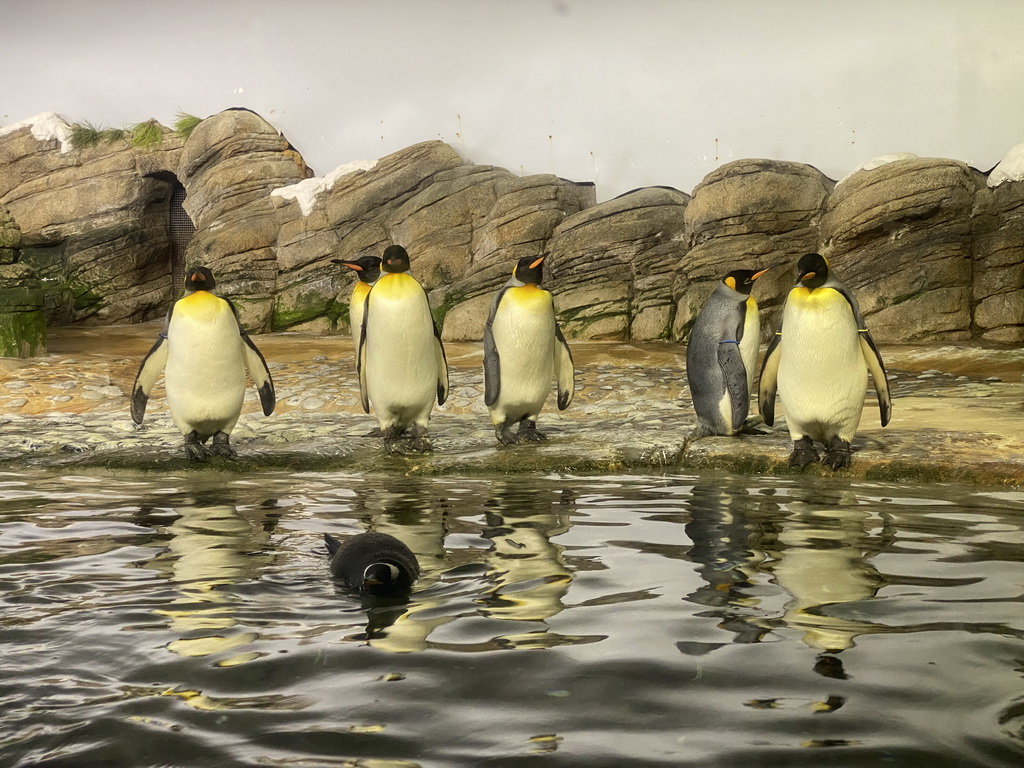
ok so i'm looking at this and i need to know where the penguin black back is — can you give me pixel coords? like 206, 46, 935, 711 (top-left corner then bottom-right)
324, 531, 419, 597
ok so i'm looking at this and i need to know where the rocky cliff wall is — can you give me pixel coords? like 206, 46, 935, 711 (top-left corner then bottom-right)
1, 109, 1022, 344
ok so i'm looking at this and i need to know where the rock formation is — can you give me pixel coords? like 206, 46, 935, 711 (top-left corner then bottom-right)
1, 108, 1023, 347
0, 203, 45, 357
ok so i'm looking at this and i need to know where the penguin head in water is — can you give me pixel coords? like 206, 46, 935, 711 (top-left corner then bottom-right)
380, 245, 411, 274
362, 562, 403, 594
333, 255, 382, 284
796, 253, 829, 291
184, 266, 216, 294
513, 253, 547, 286
722, 267, 769, 296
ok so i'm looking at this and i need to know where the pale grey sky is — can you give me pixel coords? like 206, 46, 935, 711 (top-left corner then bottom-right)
5, 0, 1023, 199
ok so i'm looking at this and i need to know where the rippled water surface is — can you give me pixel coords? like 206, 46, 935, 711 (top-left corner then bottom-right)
2, 469, 1024, 767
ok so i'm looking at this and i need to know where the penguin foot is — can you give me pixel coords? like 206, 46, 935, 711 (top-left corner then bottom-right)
385, 436, 433, 454
183, 442, 210, 462
738, 417, 769, 435
788, 437, 820, 469
822, 438, 852, 470
183, 431, 210, 463
516, 420, 546, 443
495, 425, 517, 446
209, 432, 237, 459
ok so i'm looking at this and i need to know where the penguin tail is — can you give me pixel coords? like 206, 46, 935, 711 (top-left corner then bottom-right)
324, 533, 341, 556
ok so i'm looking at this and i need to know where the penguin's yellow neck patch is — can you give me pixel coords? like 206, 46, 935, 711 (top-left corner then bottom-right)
352, 281, 371, 304
746, 296, 757, 310
790, 285, 836, 305
373, 272, 420, 300
507, 284, 551, 311
178, 290, 226, 319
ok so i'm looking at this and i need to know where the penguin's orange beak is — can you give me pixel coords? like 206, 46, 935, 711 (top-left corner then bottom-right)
530, 255, 546, 269
801, 271, 817, 282
191, 272, 205, 283
751, 268, 770, 280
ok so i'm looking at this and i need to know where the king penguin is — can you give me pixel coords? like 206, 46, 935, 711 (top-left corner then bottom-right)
686, 267, 769, 440
131, 267, 276, 461
332, 255, 382, 344
358, 245, 448, 453
483, 253, 575, 445
758, 253, 891, 469
324, 531, 420, 597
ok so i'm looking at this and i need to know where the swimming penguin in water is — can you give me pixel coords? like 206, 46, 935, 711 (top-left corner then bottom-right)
686, 267, 770, 440
483, 253, 575, 445
332, 255, 382, 344
324, 531, 420, 597
758, 253, 891, 469
357, 245, 448, 453
131, 267, 276, 461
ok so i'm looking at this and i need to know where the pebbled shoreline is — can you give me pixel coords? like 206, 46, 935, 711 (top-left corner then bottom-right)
0, 323, 1021, 484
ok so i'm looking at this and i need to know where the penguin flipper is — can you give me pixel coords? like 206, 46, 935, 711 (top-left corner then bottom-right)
130, 333, 169, 424
717, 341, 749, 430
324, 532, 341, 556
356, 294, 370, 414
483, 322, 501, 407
240, 331, 276, 416
758, 332, 782, 426
859, 330, 892, 427
433, 320, 449, 406
554, 321, 575, 410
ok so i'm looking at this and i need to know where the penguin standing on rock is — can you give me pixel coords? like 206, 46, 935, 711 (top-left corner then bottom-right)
758, 253, 891, 470
332, 255, 382, 344
483, 253, 574, 445
686, 267, 770, 440
324, 531, 419, 597
358, 245, 448, 453
131, 267, 276, 461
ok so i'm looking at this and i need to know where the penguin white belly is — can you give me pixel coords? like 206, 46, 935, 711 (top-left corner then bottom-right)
365, 276, 438, 429
739, 296, 760, 397
490, 296, 555, 424
777, 288, 867, 443
165, 297, 246, 437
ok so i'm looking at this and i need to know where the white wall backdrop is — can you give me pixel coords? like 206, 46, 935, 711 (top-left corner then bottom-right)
5, 0, 1024, 200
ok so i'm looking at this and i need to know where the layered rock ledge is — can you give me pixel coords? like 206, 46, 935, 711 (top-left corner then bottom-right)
0, 324, 1021, 485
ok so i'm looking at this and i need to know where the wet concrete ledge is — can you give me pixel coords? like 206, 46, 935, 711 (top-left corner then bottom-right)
0, 323, 1022, 486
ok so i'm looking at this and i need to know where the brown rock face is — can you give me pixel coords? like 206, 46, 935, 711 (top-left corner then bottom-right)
178, 108, 310, 331
675, 159, 832, 341
972, 180, 1024, 342
820, 157, 980, 342
0, 116, 184, 324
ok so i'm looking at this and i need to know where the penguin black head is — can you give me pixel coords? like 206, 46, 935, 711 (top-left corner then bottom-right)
381, 245, 411, 274
723, 267, 769, 296
362, 562, 403, 594
184, 266, 215, 293
514, 253, 546, 285
796, 253, 829, 291
333, 255, 382, 284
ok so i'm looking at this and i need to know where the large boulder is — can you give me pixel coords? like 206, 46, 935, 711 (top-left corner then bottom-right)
674, 159, 833, 341
271, 140, 595, 337
971, 145, 1024, 342
543, 186, 690, 341
820, 156, 980, 342
178, 108, 310, 331
0, 113, 184, 324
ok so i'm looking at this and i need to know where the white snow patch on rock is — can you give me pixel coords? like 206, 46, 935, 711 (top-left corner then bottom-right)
0, 112, 74, 153
271, 159, 378, 216
987, 142, 1024, 188
837, 153, 919, 186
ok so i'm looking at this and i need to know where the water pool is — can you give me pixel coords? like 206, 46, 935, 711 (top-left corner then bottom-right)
1, 469, 1023, 767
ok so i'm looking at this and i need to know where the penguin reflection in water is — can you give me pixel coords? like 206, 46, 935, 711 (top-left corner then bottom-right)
759, 253, 891, 469
324, 531, 419, 597
483, 254, 575, 445
686, 267, 770, 441
131, 267, 276, 461
358, 245, 449, 453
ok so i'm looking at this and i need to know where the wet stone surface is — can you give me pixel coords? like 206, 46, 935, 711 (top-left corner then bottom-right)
0, 323, 1021, 483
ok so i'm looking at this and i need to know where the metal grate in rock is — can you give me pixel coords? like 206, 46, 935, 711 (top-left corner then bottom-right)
169, 181, 194, 293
